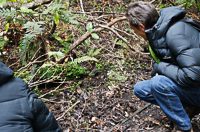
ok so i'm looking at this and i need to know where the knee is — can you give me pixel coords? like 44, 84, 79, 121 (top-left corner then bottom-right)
133, 81, 148, 98
151, 75, 171, 94
133, 82, 142, 98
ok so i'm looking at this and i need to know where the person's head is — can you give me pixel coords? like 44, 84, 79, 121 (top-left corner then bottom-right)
126, 1, 159, 39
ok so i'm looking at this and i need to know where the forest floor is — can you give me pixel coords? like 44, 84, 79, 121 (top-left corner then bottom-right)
37, 0, 200, 131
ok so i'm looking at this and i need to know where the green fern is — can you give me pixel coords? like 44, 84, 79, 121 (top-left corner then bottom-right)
60, 11, 79, 25
73, 56, 98, 64
0, 7, 16, 20
0, 37, 7, 50
88, 48, 101, 57
20, 21, 44, 47
23, 21, 44, 34
19, 21, 45, 64
42, 3, 64, 15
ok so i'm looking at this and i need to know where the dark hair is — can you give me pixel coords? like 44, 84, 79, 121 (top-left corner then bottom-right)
126, 1, 159, 29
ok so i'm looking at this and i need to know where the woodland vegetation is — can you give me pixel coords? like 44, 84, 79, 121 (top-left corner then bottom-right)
0, 0, 200, 131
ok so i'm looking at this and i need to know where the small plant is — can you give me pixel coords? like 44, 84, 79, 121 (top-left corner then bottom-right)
0, 36, 7, 51
176, 0, 200, 10
86, 22, 99, 40
66, 62, 88, 79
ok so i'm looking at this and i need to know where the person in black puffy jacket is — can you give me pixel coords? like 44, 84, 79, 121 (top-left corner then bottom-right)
126, 1, 200, 132
0, 62, 62, 132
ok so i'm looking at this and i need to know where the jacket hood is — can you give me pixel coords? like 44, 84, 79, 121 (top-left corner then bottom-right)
145, 6, 186, 41
0, 62, 13, 84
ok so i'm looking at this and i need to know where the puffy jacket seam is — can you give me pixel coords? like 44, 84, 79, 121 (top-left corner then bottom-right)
0, 96, 26, 104
25, 93, 34, 118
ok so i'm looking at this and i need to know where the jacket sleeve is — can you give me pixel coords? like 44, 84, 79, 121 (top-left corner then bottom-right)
156, 33, 200, 88
28, 91, 62, 132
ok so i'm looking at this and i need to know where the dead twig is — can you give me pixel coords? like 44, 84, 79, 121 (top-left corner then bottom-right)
99, 24, 128, 43
150, 0, 156, 4
39, 78, 67, 98
79, 0, 85, 15
168, 0, 176, 6
56, 100, 80, 120
41, 98, 69, 104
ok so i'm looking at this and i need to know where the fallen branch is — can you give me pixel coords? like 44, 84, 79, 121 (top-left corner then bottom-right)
57, 16, 127, 64
99, 24, 128, 43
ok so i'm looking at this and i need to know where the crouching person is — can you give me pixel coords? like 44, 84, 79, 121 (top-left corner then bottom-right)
126, 1, 200, 132
0, 62, 62, 132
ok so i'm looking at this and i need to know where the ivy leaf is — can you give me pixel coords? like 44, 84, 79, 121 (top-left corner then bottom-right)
86, 22, 93, 32
91, 33, 99, 40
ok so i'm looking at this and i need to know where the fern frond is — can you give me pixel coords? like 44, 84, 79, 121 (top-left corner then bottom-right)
23, 21, 45, 34
0, 7, 16, 19
42, 3, 64, 15
73, 56, 98, 64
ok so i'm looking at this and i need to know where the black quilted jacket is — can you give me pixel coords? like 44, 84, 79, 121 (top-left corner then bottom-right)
0, 62, 62, 132
146, 6, 200, 88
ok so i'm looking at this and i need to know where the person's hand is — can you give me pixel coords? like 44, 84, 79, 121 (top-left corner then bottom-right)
151, 62, 158, 77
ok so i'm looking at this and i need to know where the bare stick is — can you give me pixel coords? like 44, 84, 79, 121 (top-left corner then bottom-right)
79, 0, 85, 15
99, 24, 128, 43
150, 0, 156, 4
56, 100, 80, 120
39, 78, 66, 98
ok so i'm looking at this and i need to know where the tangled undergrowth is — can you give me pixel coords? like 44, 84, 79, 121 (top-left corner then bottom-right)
1, 0, 200, 131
